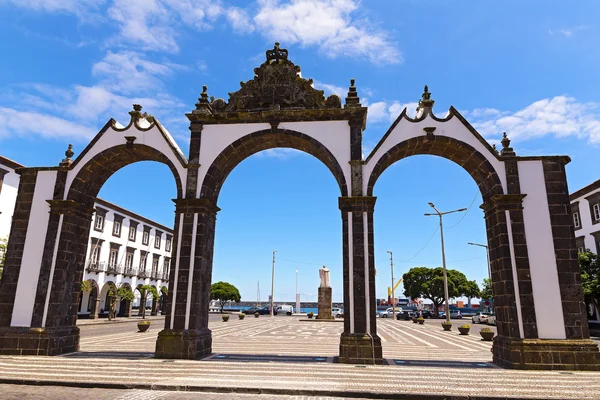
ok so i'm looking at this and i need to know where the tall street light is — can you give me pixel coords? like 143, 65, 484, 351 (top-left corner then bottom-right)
270, 250, 277, 317
425, 203, 466, 323
386, 250, 396, 320
468, 242, 492, 313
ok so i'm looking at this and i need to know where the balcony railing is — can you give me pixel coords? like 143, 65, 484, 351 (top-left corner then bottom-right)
86, 261, 106, 273
161, 271, 170, 281
138, 269, 149, 279
123, 266, 138, 277
106, 263, 123, 275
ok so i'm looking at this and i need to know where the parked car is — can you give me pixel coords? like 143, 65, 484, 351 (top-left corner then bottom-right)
486, 314, 496, 325
396, 309, 414, 320
332, 307, 343, 318
440, 310, 463, 319
242, 306, 274, 315
377, 307, 397, 318
412, 310, 434, 319
275, 305, 294, 315
472, 312, 490, 324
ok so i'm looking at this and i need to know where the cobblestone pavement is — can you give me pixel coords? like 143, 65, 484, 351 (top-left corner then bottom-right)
0, 384, 367, 400
1, 317, 599, 399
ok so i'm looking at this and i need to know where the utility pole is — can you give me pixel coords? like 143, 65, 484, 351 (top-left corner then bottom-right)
468, 242, 492, 313
386, 250, 396, 320
425, 203, 466, 323
270, 250, 277, 317
295, 268, 300, 314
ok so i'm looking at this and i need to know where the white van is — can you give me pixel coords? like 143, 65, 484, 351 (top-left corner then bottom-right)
275, 305, 294, 315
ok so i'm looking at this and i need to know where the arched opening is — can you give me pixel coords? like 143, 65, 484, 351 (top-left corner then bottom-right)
207, 135, 345, 360
78, 279, 99, 319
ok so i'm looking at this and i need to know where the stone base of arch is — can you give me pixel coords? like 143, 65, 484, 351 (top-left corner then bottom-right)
493, 336, 600, 370
338, 333, 383, 364
154, 328, 212, 359
0, 326, 79, 356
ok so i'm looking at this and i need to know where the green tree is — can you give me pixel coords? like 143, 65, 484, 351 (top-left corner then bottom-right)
579, 250, 600, 316
0, 237, 7, 281
210, 281, 241, 313
402, 267, 479, 315
138, 284, 159, 319
108, 284, 135, 321
480, 278, 493, 301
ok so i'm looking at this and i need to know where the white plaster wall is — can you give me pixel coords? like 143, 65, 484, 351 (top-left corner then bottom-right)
11, 171, 58, 327
363, 114, 507, 195
571, 187, 600, 251
64, 123, 187, 199
0, 168, 19, 240
196, 123, 271, 197
196, 121, 351, 198
518, 160, 566, 339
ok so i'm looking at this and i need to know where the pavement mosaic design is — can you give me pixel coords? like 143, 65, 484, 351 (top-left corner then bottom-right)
0, 318, 599, 399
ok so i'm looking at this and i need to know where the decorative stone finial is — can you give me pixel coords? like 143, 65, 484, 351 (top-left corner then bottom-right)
500, 132, 516, 157
59, 144, 74, 167
193, 85, 213, 115
266, 42, 288, 63
417, 84, 435, 115
129, 104, 143, 120
492, 144, 499, 154
344, 78, 361, 108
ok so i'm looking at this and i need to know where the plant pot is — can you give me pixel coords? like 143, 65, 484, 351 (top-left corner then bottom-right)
442, 323, 452, 331
480, 331, 495, 341
137, 322, 150, 332
308, 313, 314, 319
417, 318, 425, 325
239, 313, 245, 320
222, 314, 230, 322
458, 327, 470, 335
254, 313, 259, 318
412, 318, 418, 323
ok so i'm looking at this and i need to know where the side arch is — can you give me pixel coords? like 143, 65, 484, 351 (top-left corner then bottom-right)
199, 129, 349, 202
366, 136, 504, 201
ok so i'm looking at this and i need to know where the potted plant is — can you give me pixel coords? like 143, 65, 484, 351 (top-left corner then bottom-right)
137, 320, 151, 332
412, 317, 418, 323
254, 312, 259, 318
222, 314, 230, 322
458, 324, 470, 335
417, 317, 425, 325
442, 321, 452, 331
480, 327, 495, 341
239, 313, 245, 320
307, 312, 314, 319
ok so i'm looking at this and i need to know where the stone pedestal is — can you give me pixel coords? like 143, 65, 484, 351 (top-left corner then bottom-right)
317, 287, 333, 320
493, 336, 600, 370
339, 332, 383, 364
0, 326, 80, 356
154, 328, 212, 359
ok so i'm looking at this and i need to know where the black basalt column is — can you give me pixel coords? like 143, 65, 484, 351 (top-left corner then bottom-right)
338, 196, 383, 365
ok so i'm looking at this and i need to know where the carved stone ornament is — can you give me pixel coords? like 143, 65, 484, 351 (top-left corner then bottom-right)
206, 42, 341, 113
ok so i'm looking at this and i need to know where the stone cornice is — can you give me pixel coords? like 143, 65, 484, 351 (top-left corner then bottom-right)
338, 196, 377, 212
174, 198, 221, 215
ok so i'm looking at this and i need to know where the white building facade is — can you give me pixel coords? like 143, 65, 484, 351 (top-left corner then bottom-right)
570, 179, 600, 327
0, 155, 172, 319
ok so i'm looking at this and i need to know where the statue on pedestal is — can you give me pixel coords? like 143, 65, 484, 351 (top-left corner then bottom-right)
319, 266, 330, 288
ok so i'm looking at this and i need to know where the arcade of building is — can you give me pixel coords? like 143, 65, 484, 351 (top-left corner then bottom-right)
0, 43, 598, 370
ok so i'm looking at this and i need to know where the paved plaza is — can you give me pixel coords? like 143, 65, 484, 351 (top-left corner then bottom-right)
0, 316, 599, 399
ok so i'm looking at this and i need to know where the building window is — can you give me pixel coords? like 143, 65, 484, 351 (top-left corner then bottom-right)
125, 253, 134, 268
113, 221, 121, 236
142, 231, 149, 245
90, 244, 101, 263
594, 203, 600, 222
152, 258, 159, 271
573, 212, 581, 228
94, 214, 104, 231
155, 235, 161, 249
129, 226, 136, 241
165, 237, 172, 252
109, 249, 118, 267
577, 246, 585, 254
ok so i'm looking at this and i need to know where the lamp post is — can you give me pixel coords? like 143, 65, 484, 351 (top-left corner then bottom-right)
386, 250, 396, 320
425, 203, 466, 323
468, 242, 492, 313
295, 268, 300, 314
270, 250, 277, 317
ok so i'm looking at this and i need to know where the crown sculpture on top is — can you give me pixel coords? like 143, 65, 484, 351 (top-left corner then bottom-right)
194, 42, 343, 115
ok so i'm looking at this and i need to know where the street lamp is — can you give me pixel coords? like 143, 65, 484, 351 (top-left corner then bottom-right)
425, 203, 466, 323
468, 242, 492, 313
271, 250, 277, 317
386, 250, 396, 320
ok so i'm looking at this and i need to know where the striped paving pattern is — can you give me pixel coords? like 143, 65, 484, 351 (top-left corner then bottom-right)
1, 318, 599, 399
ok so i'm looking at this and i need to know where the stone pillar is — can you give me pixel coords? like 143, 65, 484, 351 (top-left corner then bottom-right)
338, 196, 383, 364
90, 298, 100, 320
317, 287, 333, 320
151, 297, 157, 316
122, 300, 132, 317
155, 198, 219, 359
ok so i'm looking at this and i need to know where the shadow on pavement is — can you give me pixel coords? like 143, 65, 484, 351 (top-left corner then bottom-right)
61, 351, 154, 360
205, 353, 330, 363
392, 359, 496, 368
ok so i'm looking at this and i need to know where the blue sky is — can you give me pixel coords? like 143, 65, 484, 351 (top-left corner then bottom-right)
1, 0, 599, 303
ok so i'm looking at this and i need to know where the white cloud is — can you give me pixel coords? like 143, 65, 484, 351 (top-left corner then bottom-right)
365, 100, 418, 123
0, 106, 97, 140
254, 148, 304, 159
312, 80, 346, 98
468, 96, 600, 144
226, 7, 255, 34
254, 0, 400, 64
92, 51, 185, 94
548, 26, 589, 38
0, 0, 105, 20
